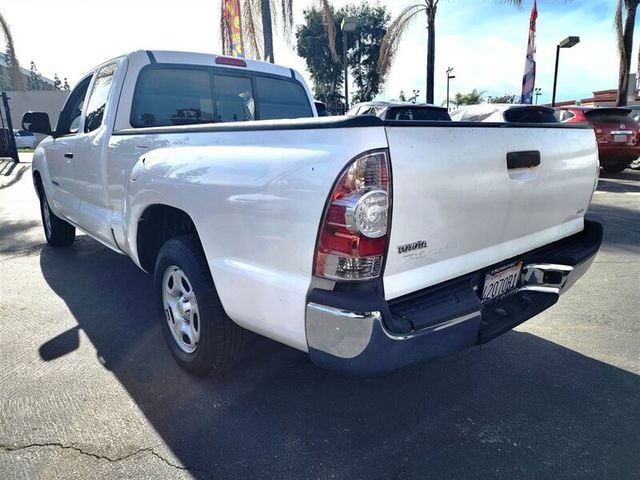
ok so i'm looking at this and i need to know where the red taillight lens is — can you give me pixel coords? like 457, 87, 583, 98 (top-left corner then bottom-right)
314, 150, 391, 281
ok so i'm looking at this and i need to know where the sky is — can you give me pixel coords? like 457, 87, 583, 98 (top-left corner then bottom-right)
0, 0, 629, 106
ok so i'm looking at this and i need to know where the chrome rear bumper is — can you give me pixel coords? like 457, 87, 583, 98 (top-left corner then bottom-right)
306, 221, 602, 376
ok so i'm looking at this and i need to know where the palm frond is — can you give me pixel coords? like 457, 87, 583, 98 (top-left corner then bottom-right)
318, 0, 339, 63
243, 0, 263, 60
278, 0, 294, 39
378, 4, 427, 82
0, 12, 24, 90
220, 1, 230, 55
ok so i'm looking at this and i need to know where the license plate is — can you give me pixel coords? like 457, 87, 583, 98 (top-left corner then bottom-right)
614, 134, 628, 142
482, 261, 523, 303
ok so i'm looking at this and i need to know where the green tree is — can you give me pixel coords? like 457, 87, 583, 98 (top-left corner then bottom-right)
296, 7, 344, 113
488, 93, 518, 104
378, 0, 521, 104
0, 12, 24, 90
344, 4, 390, 104
616, 0, 639, 106
296, 3, 390, 111
53, 73, 62, 91
448, 88, 486, 108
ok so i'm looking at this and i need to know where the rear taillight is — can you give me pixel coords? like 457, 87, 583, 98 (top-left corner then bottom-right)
314, 150, 391, 281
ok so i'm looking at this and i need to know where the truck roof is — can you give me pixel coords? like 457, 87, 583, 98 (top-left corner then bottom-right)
127, 50, 297, 79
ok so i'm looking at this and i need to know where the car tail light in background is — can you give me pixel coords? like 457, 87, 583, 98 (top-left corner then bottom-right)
315, 150, 391, 281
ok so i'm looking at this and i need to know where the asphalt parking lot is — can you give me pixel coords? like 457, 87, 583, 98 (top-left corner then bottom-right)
1, 154, 638, 480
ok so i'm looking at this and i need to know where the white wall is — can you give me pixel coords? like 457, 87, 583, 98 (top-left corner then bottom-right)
3, 90, 68, 143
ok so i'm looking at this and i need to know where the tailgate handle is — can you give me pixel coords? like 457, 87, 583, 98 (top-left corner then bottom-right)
506, 150, 540, 169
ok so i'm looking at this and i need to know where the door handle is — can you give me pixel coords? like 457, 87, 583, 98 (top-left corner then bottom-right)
64, 153, 74, 159
506, 150, 540, 169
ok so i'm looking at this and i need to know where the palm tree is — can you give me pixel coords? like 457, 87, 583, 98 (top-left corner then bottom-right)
221, 0, 337, 63
378, 0, 521, 104
445, 88, 486, 108
615, 0, 639, 106
0, 12, 25, 90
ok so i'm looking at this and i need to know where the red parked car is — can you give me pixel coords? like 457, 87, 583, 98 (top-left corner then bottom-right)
557, 106, 640, 172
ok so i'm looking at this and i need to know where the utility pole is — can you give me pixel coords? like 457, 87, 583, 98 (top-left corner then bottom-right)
446, 67, 455, 110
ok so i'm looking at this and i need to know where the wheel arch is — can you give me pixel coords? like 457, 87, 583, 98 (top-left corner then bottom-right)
136, 204, 204, 274
32, 169, 44, 198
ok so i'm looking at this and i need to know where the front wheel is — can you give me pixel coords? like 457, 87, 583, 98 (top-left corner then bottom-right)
39, 189, 75, 247
154, 235, 246, 376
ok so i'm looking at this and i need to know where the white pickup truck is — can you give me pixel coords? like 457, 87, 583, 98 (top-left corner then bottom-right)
23, 50, 602, 376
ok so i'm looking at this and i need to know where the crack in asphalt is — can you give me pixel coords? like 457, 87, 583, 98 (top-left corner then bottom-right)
0, 442, 213, 478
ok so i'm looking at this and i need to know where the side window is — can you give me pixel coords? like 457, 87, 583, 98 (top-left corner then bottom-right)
214, 75, 254, 122
131, 68, 215, 127
56, 76, 92, 135
84, 63, 117, 133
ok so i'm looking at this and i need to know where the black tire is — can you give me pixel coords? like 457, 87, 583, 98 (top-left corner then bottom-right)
39, 189, 76, 247
154, 235, 246, 376
602, 162, 628, 173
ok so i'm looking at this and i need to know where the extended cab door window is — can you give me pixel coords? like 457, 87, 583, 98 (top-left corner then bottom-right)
56, 76, 92, 135
84, 63, 117, 133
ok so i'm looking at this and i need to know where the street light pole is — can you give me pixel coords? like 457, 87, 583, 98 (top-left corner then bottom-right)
551, 36, 580, 107
446, 66, 455, 110
341, 17, 358, 113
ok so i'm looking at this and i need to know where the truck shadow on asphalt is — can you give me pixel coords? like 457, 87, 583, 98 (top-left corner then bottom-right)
37, 236, 639, 479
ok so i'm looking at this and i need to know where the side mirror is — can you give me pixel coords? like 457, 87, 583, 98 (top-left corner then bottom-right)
22, 111, 52, 136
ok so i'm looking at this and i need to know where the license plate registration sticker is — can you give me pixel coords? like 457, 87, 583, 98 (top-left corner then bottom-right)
614, 134, 628, 143
482, 261, 523, 303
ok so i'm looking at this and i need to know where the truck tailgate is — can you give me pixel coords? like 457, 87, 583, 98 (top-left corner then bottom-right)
383, 123, 598, 300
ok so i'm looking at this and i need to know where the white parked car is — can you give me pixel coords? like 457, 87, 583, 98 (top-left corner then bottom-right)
13, 129, 36, 148
22, 51, 602, 377
450, 104, 558, 123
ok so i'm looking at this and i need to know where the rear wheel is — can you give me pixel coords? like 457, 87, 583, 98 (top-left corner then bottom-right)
39, 189, 75, 247
154, 235, 246, 376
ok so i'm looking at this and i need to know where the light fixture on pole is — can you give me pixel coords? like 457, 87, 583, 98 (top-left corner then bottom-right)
551, 36, 580, 107
341, 17, 358, 113
534, 87, 542, 104
446, 67, 455, 111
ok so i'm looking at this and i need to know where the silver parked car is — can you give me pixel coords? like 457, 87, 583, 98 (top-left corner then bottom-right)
14, 129, 36, 149
450, 104, 558, 123
348, 101, 451, 121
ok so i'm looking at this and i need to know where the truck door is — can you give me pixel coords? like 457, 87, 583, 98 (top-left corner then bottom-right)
74, 61, 121, 247
46, 75, 92, 224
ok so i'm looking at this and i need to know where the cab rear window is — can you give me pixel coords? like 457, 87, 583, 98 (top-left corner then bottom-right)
131, 66, 312, 127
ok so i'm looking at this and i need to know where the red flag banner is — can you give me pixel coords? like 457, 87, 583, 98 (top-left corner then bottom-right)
223, 0, 244, 57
